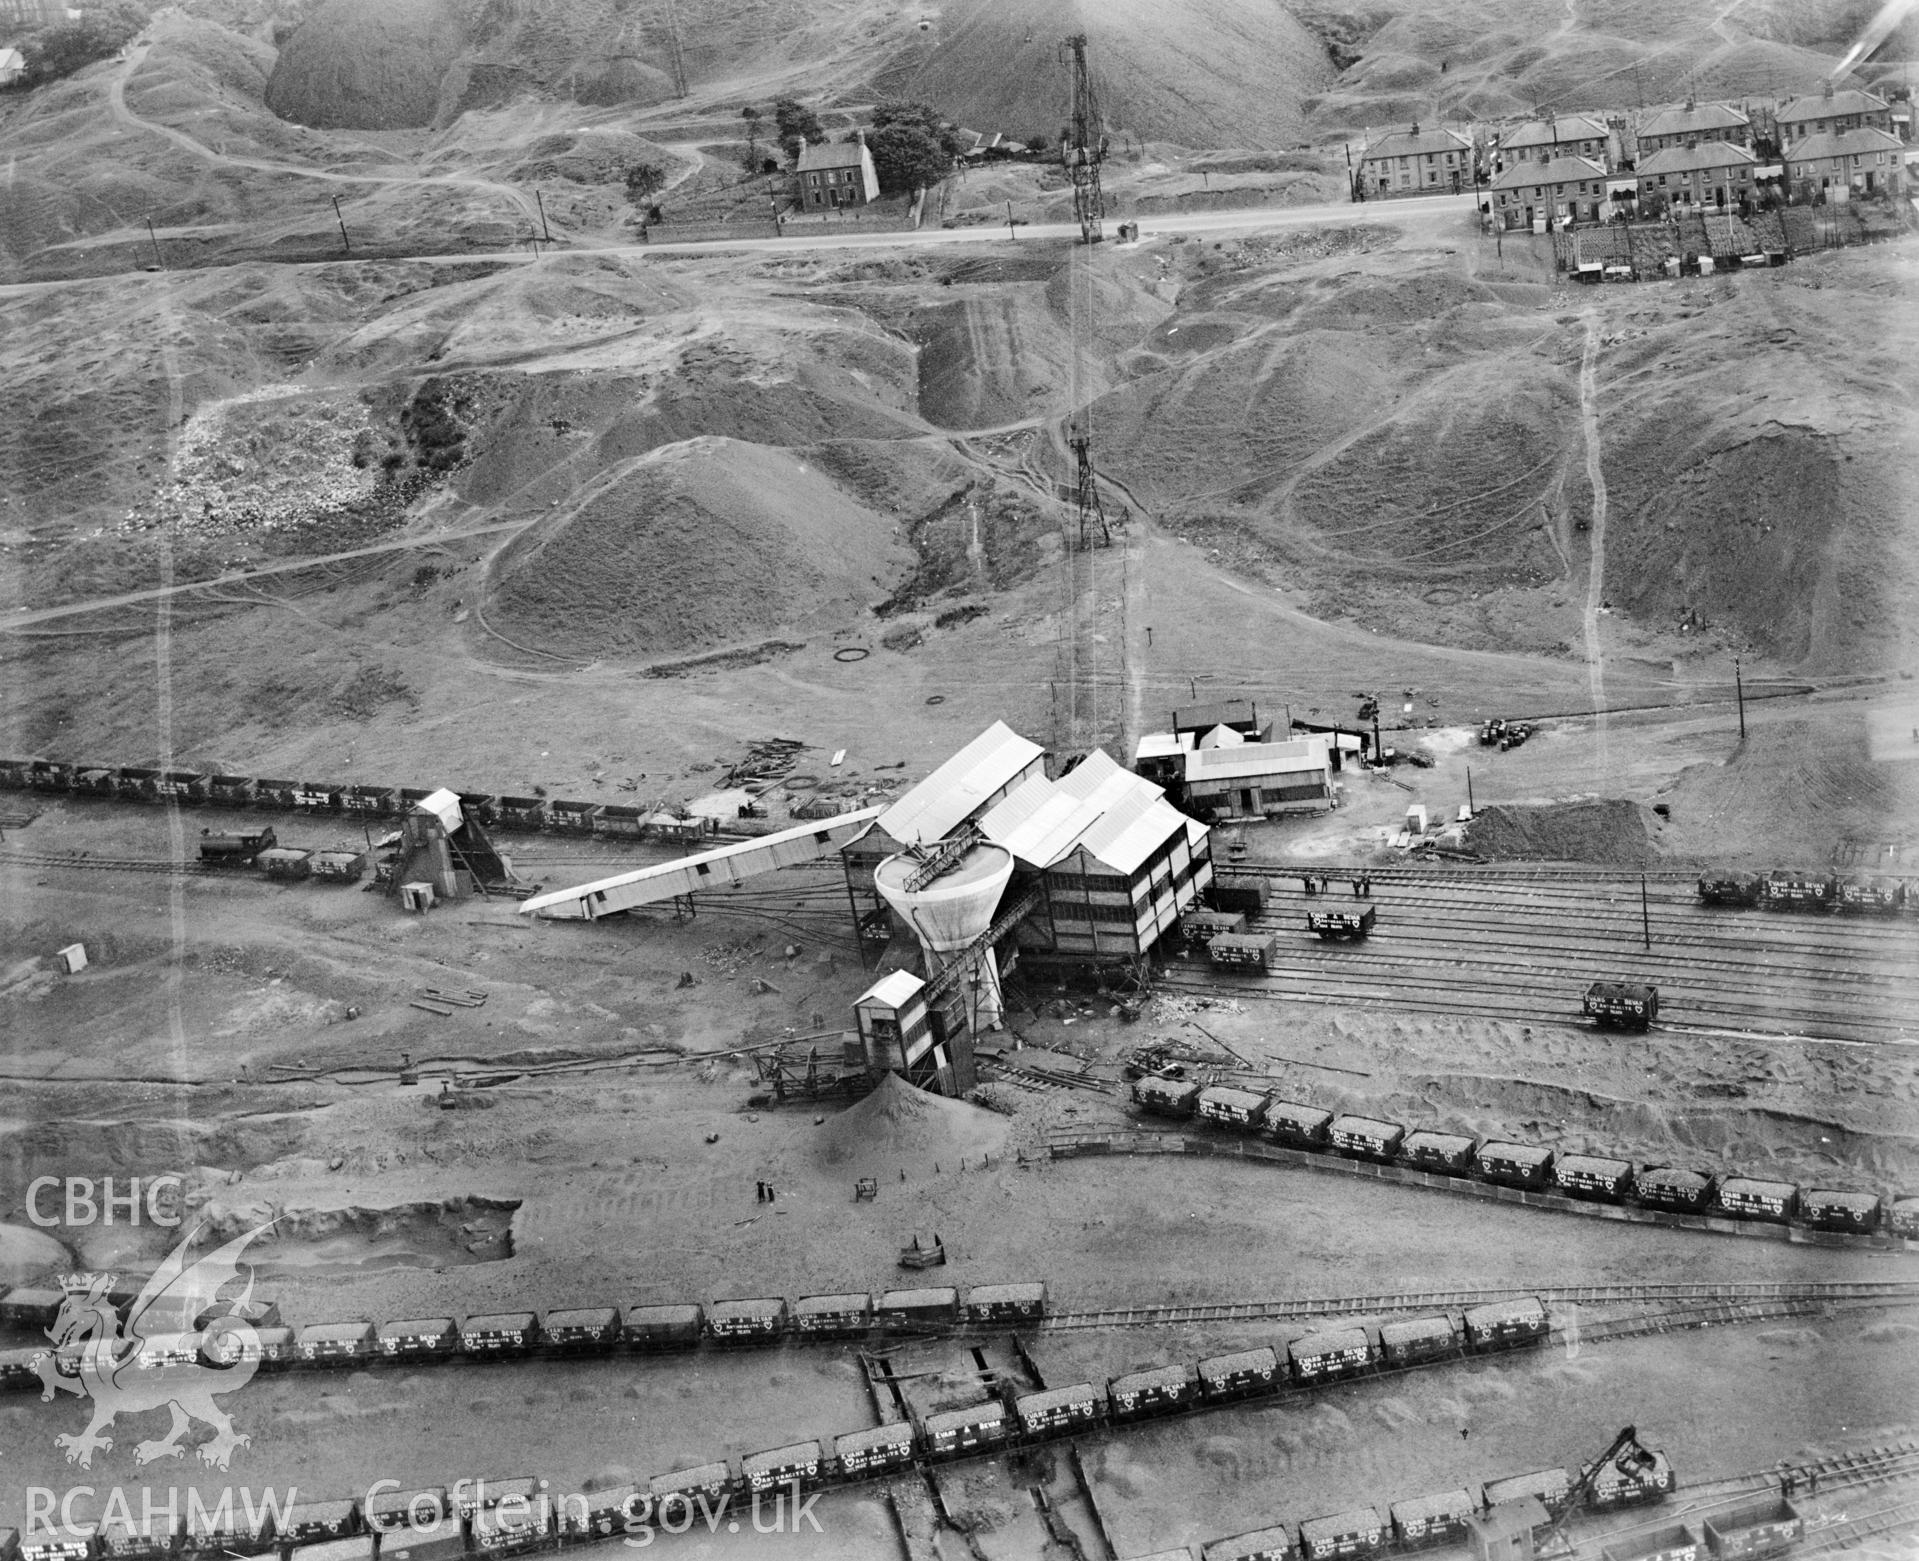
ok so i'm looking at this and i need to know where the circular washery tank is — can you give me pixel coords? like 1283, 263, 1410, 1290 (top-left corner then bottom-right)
873, 843, 1014, 958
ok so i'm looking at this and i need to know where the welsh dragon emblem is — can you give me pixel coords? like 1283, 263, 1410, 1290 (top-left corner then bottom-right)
37, 1222, 271, 1470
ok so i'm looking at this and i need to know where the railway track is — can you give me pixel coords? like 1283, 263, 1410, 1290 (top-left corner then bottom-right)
1044, 1280, 1919, 1331
1204, 866, 1919, 1045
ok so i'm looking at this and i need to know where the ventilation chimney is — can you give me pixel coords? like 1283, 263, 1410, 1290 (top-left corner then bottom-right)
1410, 121, 1420, 136
1823, 78, 1834, 100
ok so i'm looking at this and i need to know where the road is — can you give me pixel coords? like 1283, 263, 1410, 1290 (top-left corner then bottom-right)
0, 193, 1475, 299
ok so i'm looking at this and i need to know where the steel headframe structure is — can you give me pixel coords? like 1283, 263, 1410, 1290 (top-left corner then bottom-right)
1059, 32, 1105, 245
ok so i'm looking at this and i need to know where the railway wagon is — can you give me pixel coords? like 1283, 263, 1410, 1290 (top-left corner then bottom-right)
246, 1325, 299, 1369
546, 799, 602, 836
833, 1421, 917, 1479
1211, 882, 1267, 918
1463, 1298, 1550, 1350
791, 1292, 872, 1339
374, 1317, 459, 1361
470, 1510, 547, 1557
621, 1304, 703, 1351
1481, 1466, 1573, 1516
1401, 1130, 1477, 1175
253, 778, 303, 810
0, 757, 31, 789
1329, 1114, 1405, 1162
380, 1520, 463, 1561
705, 1297, 788, 1344
1800, 1188, 1881, 1233
208, 774, 257, 807
1288, 1327, 1374, 1384
1181, 910, 1246, 943
594, 804, 649, 840
340, 786, 398, 818
1389, 1489, 1478, 1549
460, 1312, 540, 1358
95, 1518, 177, 1560
1109, 1362, 1200, 1420
492, 796, 549, 832
1601, 1523, 1701, 1561
259, 847, 314, 881
1716, 1176, 1798, 1224
1135, 1077, 1204, 1118
199, 825, 276, 864
1204, 1527, 1297, 1561
2, 1284, 72, 1325
1890, 1198, 1919, 1239
1700, 1495, 1802, 1560
1637, 1166, 1716, 1214
742, 1441, 823, 1493
1591, 1450, 1676, 1507
877, 1286, 960, 1331
311, 849, 369, 883
0, 1348, 48, 1390
1306, 906, 1374, 941
1267, 1101, 1334, 1149
366, 1488, 449, 1534
291, 782, 345, 814
279, 1500, 362, 1545
647, 1464, 735, 1514
1476, 1141, 1555, 1191
1378, 1314, 1459, 1368
1554, 1153, 1635, 1203
963, 1282, 1047, 1326
72, 766, 116, 797
457, 793, 501, 829
1208, 933, 1278, 972
560, 1485, 643, 1541
26, 760, 73, 794
1198, 1085, 1270, 1130
541, 1306, 620, 1352
1198, 1345, 1280, 1402
1016, 1382, 1102, 1434
1763, 870, 1833, 911
297, 1320, 376, 1367
923, 1401, 1009, 1461
182, 1494, 278, 1553
1584, 981, 1657, 1030
18, 1533, 91, 1561
1837, 875, 1905, 914
1298, 1508, 1386, 1561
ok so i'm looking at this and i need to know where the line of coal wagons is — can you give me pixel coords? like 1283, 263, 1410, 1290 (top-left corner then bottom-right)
1132, 1078, 1918, 1241
0, 1284, 1052, 1393
1699, 867, 1919, 914
0, 760, 713, 846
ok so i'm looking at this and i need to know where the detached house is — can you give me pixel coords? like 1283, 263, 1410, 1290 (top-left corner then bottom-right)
1637, 98, 1751, 156
1360, 124, 1474, 197
796, 131, 880, 211
1635, 140, 1757, 209
1775, 82, 1893, 148
1489, 155, 1609, 228
1498, 114, 1610, 171
1783, 126, 1905, 200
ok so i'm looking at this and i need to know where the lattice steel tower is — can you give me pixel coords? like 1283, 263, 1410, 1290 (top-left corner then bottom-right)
1059, 33, 1106, 245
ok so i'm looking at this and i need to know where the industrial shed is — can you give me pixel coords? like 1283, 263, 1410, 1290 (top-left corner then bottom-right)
1182, 735, 1335, 820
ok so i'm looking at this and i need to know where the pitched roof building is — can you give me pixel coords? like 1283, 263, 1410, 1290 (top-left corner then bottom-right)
1782, 125, 1905, 198
1636, 139, 1758, 206
1499, 114, 1610, 169
796, 131, 880, 209
1489, 154, 1609, 227
1637, 98, 1751, 155
1776, 82, 1892, 146
1359, 123, 1474, 198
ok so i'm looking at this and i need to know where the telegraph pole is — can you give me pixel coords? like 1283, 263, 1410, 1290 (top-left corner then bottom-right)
1640, 874, 1651, 949
331, 195, 351, 254
1734, 655, 1747, 741
145, 218, 164, 270
535, 190, 553, 243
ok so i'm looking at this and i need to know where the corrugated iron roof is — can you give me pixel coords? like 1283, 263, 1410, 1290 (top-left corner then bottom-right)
874, 721, 1045, 847
1185, 737, 1330, 784
857, 969, 925, 1008
981, 749, 1196, 875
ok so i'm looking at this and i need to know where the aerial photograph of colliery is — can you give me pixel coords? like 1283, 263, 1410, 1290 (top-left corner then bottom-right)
4, 0, 1919, 1558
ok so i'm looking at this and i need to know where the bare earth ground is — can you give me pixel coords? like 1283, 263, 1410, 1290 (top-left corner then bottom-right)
4, 0, 1919, 1554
